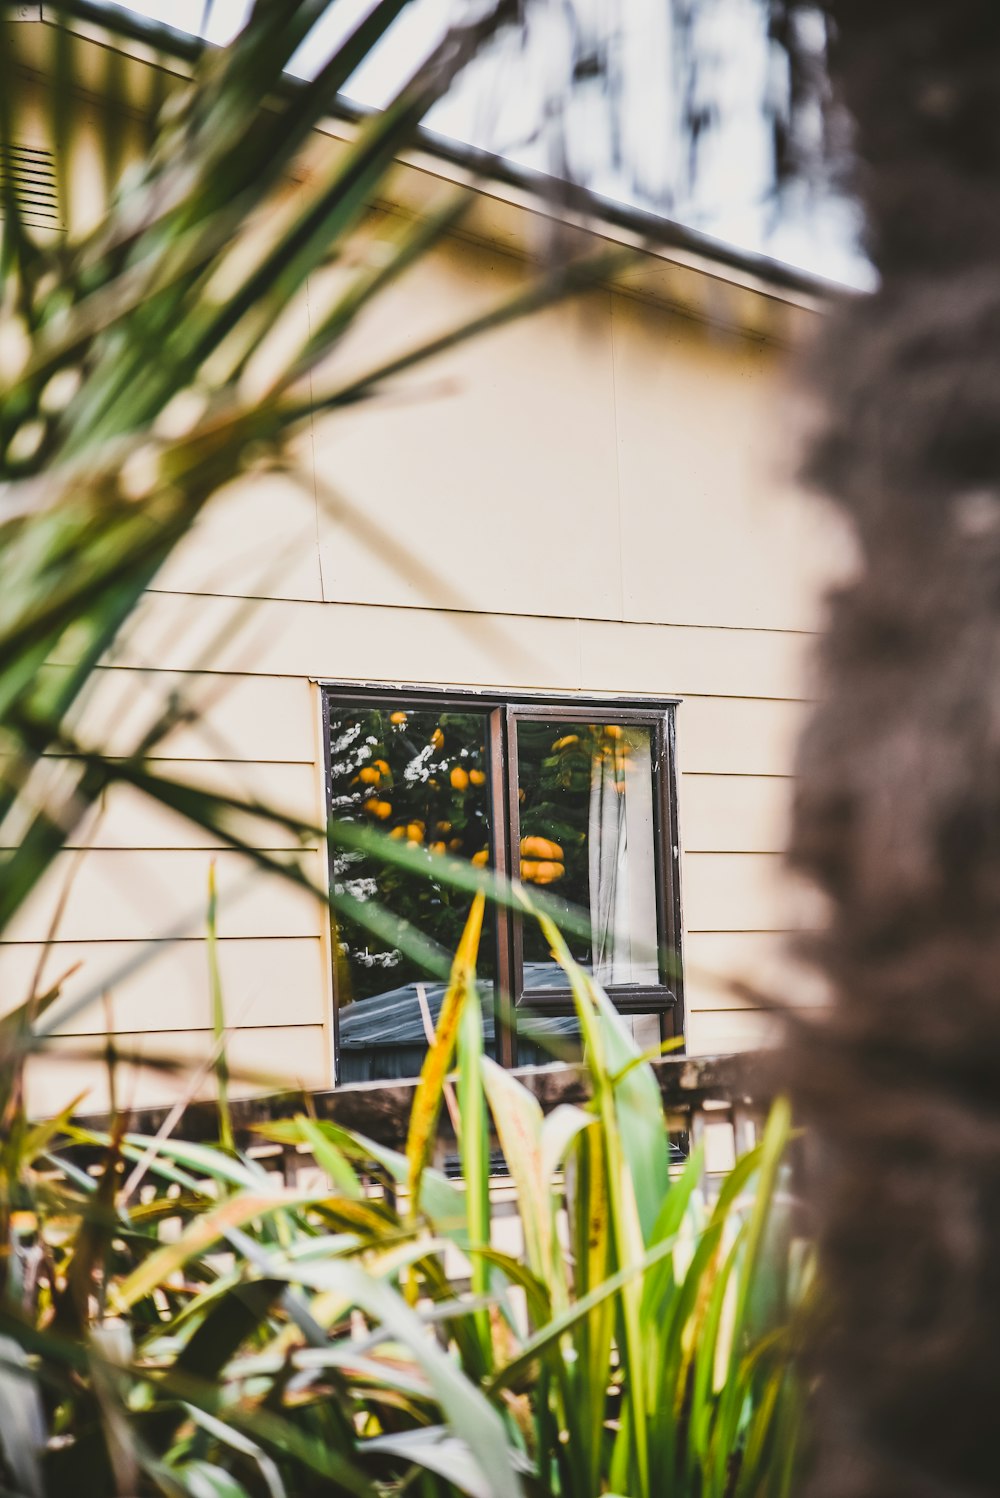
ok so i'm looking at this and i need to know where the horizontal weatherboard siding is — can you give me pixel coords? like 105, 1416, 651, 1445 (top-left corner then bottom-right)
25, 1024, 330, 1119
20, 161, 839, 1091
3, 849, 325, 944
0, 937, 327, 1035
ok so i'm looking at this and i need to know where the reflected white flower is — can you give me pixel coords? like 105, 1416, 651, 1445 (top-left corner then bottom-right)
355, 949, 401, 969
331, 723, 362, 753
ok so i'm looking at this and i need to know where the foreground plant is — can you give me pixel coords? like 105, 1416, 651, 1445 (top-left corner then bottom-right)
0, 901, 810, 1497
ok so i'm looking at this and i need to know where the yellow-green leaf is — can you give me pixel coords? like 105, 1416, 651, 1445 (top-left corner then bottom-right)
405, 892, 484, 1210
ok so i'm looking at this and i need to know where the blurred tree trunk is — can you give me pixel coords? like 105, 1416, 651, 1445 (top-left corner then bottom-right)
787, 2, 1000, 1493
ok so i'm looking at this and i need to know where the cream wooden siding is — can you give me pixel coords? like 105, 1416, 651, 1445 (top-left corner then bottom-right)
4, 75, 850, 1110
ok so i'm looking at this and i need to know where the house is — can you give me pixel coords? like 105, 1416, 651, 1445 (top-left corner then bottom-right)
1, 4, 851, 1114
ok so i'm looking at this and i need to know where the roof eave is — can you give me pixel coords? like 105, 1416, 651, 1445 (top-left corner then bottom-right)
27, 0, 844, 339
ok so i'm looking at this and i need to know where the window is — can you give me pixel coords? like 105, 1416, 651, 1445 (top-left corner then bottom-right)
323, 687, 683, 1081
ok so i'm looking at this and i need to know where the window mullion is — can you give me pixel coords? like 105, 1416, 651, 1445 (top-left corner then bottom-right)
504, 705, 527, 1055
488, 706, 517, 1067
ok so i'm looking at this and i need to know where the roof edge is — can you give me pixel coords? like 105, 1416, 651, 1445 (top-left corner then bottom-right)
46, 0, 848, 311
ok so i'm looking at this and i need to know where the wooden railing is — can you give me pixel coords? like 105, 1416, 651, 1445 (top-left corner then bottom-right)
73, 1051, 773, 1187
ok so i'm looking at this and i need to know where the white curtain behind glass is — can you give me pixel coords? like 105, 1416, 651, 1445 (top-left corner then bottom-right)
588, 731, 659, 986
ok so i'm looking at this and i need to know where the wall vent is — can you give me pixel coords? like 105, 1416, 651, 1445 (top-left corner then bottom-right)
0, 142, 61, 229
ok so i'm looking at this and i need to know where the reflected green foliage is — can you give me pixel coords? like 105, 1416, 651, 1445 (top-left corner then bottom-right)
328, 705, 494, 1002
328, 708, 663, 1004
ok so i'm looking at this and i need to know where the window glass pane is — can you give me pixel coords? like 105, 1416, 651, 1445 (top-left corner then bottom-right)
516, 1008, 665, 1065
516, 719, 660, 987
327, 703, 494, 1081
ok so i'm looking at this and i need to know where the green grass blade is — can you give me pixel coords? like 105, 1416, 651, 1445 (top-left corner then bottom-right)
455, 914, 492, 1370
292, 1114, 363, 1201
566, 1119, 614, 1493
487, 1229, 682, 1397
256, 1116, 468, 1240
113, 1187, 324, 1311
271, 1258, 525, 1498
479, 1058, 552, 1293
534, 910, 655, 1492
406, 891, 485, 1210
206, 860, 234, 1153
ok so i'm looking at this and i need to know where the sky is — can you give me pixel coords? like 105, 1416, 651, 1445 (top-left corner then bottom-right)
105, 0, 870, 287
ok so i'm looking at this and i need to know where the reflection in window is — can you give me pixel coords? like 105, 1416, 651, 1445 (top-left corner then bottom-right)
325, 693, 680, 1081
518, 999, 664, 1063
328, 704, 493, 1080
338, 975, 583, 1081
517, 721, 660, 987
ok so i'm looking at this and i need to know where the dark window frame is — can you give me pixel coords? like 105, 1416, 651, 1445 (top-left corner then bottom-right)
321, 683, 684, 1073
